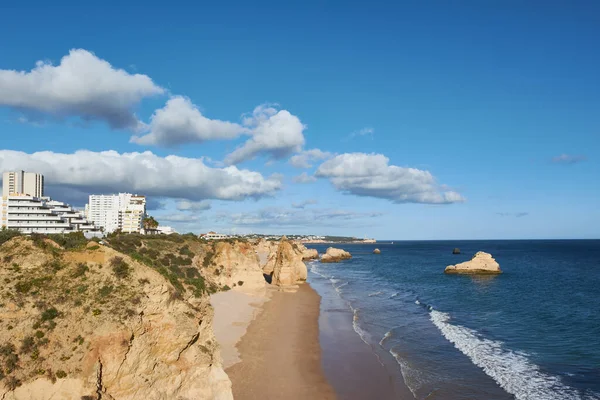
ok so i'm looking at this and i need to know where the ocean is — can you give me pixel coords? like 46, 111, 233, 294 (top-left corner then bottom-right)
307, 240, 600, 400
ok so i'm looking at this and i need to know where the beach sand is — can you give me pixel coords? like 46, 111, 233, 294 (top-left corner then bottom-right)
225, 284, 337, 400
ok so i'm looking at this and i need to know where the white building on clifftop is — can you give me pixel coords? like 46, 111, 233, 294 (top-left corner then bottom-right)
86, 193, 146, 234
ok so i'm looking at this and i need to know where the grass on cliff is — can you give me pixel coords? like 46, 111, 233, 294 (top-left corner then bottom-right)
105, 233, 219, 296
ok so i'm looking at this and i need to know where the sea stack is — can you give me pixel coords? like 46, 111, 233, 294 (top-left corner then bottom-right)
444, 251, 502, 274
321, 247, 352, 263
373, 248, 381, 254
452, 248, 461, 254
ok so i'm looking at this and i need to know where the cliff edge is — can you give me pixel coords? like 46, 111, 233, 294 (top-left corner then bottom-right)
0, 233, 233, 400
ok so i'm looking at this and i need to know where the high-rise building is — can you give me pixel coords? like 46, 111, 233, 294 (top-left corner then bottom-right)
87, 193, 146, 234
1, 195, 99, 234
2, 171, 44, 197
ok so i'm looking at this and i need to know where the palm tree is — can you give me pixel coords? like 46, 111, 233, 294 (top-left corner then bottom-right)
143, 215, 159, 232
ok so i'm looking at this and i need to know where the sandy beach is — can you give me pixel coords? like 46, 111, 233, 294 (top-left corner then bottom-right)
223, 284, 336, 400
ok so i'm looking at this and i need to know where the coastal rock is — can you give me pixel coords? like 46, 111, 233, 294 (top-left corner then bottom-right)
321, 247, 352, 263
452, 248, 461, 254
0, 237, 233, 400
373, 248, 381, 254
270, 237, 308, 286
209, 241, 266, 294
295, 242, 319, 261
444, 251, 501, 274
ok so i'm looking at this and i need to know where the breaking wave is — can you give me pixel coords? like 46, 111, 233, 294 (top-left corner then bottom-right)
429, 309, 599, 400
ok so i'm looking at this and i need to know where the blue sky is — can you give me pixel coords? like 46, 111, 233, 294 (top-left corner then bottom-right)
0, 1, 598, 239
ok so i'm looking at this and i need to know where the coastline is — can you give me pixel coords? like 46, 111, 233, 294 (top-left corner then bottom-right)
212, 278, 413, 400
223, 284, 336, 399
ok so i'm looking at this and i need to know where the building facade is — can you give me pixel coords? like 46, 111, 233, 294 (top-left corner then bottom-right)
2, 171, 44, 197
86, 193, 146, 234
1, 195, 99, 234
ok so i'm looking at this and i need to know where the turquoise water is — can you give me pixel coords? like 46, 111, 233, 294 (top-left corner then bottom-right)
308, 240, 600, 399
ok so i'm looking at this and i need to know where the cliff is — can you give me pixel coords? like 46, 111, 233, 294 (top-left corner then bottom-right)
203, 240, 266, 295
0, 234, 233, 400
262, 238, 307, 287
444, 251, 502, 274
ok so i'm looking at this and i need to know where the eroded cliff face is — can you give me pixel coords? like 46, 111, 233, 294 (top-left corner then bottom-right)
0, 236, 232, 400
268, 238, 308, 287
203, 240, 266, 295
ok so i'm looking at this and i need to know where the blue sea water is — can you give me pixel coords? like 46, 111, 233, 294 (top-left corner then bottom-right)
307, 240, 600, 400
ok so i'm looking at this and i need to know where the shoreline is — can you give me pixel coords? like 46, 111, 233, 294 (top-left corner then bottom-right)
223, 284, 336, 399
212, 279, 413, 400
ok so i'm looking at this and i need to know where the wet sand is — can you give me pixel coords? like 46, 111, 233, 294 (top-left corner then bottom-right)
226, 284, 336, 400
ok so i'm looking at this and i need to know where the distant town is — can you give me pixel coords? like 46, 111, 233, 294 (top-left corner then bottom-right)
1, 170, 376, 243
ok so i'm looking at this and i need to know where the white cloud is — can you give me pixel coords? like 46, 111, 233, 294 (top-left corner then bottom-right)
0, 150, 281, 201
292, 172, 317, 184
351, 127, 374, 138
0, 49, 164, 130
216, 207, 382, 228
158, 214, 201, 223
497, 212, 529, 218
225, 104, 306, 165
315, 153, 465, 204
551, 154, 587, 165
291, 199, 318, 209
176, 199, 212, 212
289, 148, 332, 168
131, 96, 247, 146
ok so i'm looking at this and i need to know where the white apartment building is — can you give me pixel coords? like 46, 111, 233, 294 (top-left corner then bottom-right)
2, 171, 44, 197
86, 193, 146, 234
1, 195, 99, 234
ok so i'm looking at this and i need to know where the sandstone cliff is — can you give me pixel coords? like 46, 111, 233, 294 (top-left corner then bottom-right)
203, 240, 266, 295
444, 251, 502, 274
262, 238, 307, 287
321, 247, 352, 263
0, 234, 233, 400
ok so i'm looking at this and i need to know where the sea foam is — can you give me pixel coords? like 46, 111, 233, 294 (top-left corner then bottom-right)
429, 309, 599, 400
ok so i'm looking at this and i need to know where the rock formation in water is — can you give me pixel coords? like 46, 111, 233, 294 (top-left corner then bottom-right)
295, 242, 319, 261
373, 248, 381, 254
321, 247, 352, 263
452, 248, 461, 254
444, 251, 501, 274
0, 235, 233, 400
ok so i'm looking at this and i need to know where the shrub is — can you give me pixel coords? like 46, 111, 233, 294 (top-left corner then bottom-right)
98, 285, 113, 297
56, 370, 67, 379
202, 251, 215, 268
15, 276, 52, 294
41, 307, 59, 322
222, 285, 231, 291
110, 257, 130, 279
0, 228, 21, 245
71, 263, 89, 278
87, 245, 100, 251
35, 330, 45, 339
20, 336, 35, 354
92, 309, 102, 316
238, 281, 244, 286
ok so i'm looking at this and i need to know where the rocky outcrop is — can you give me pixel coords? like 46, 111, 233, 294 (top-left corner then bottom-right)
268, 237, 307, 287
373, 248, 381, 254
0, 237, 233, 400
207, 241, 266, 294
452, 248, 461, 254
321, 247, 352, 263
445, 251, 501, 274
295, 242, 319, 261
